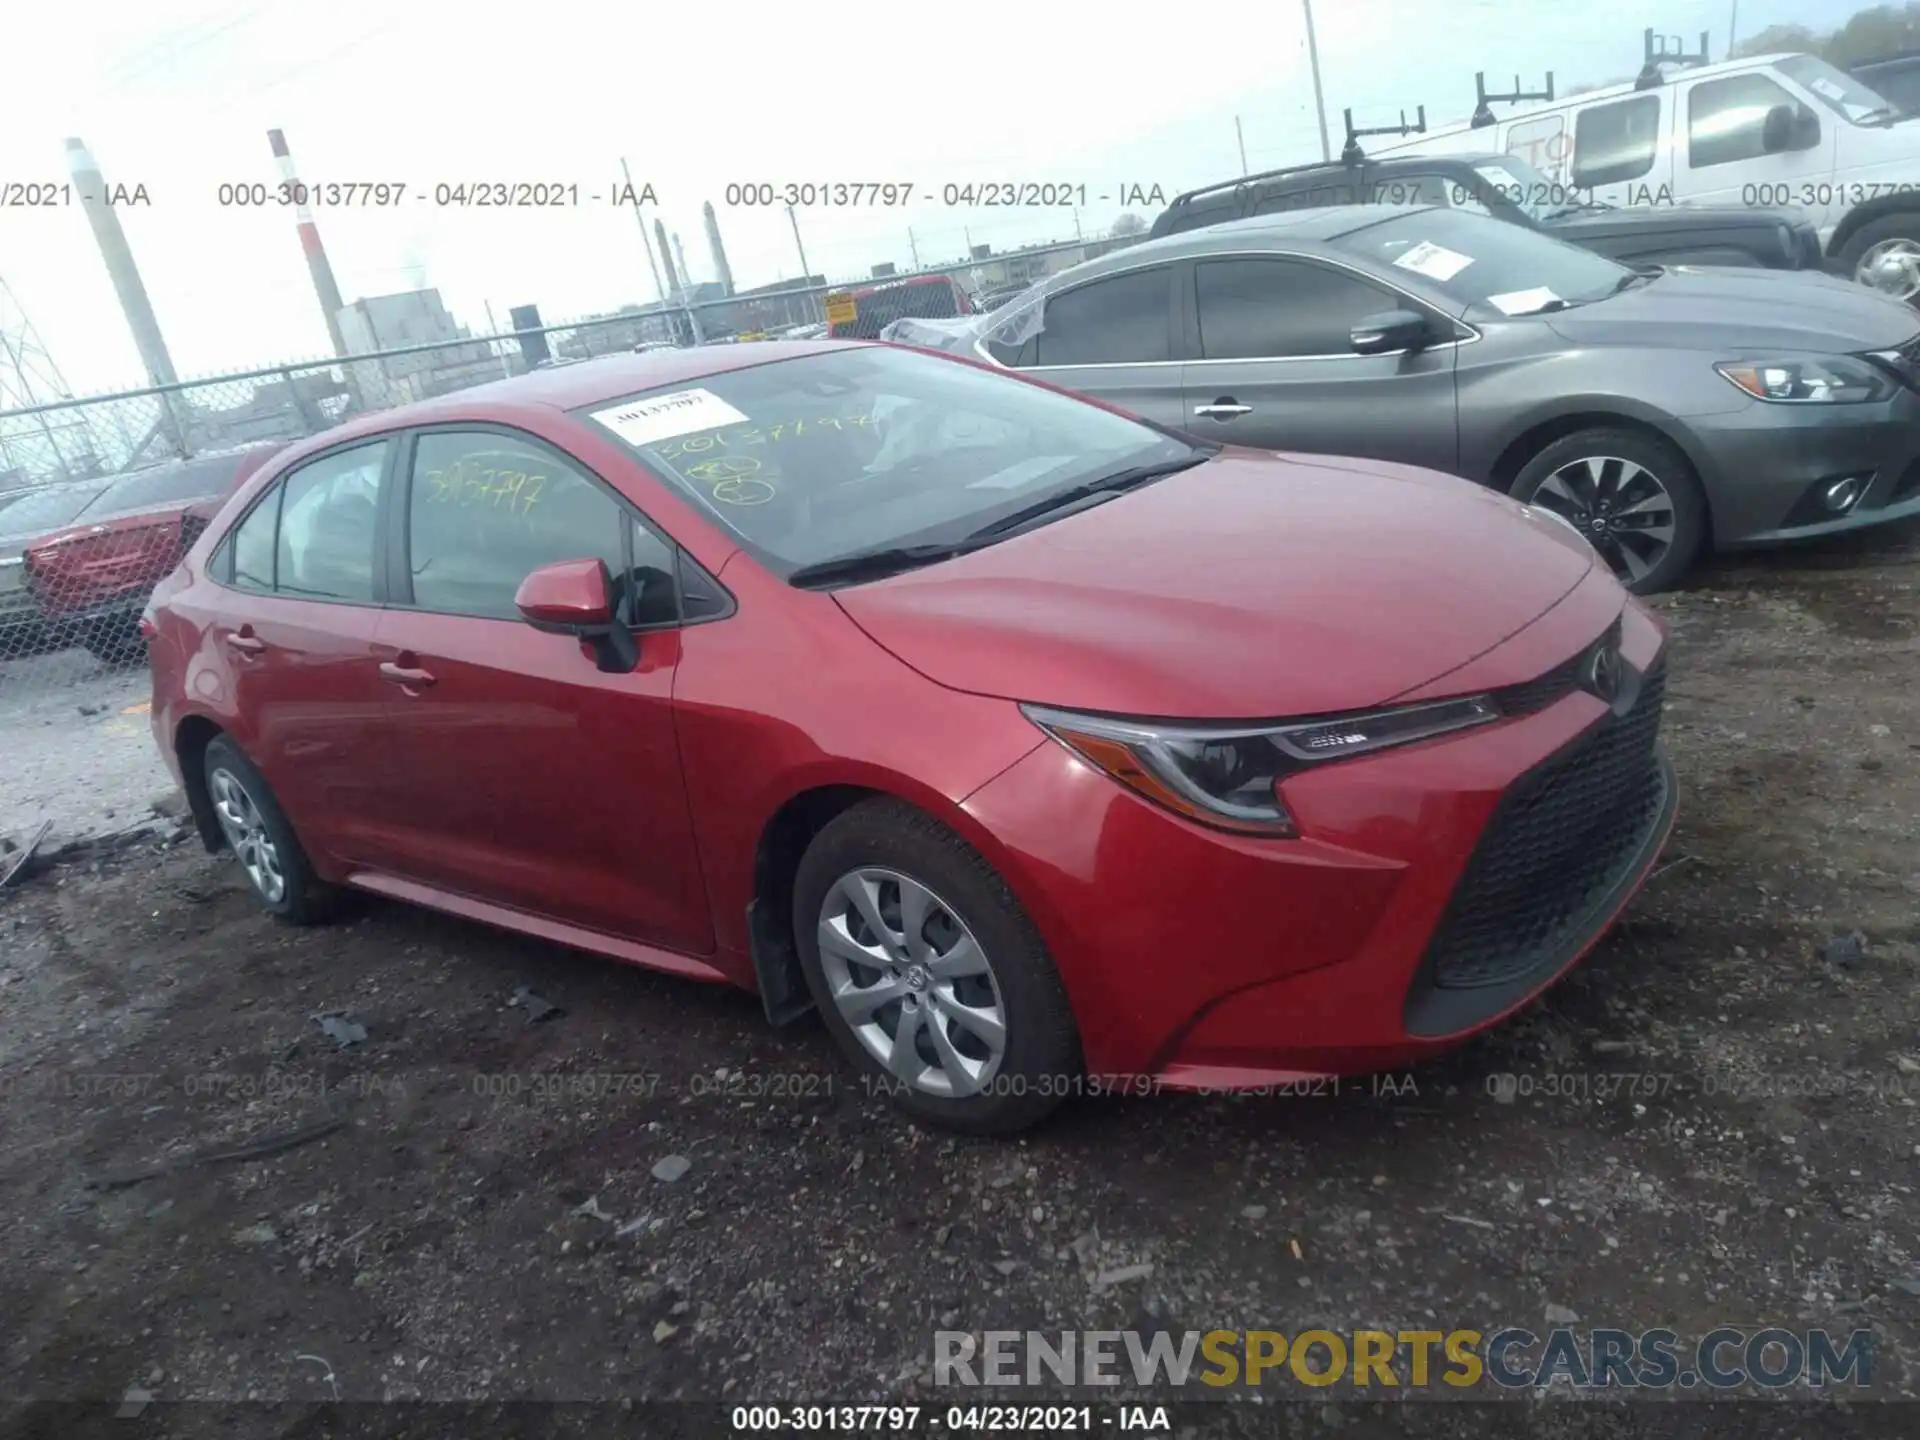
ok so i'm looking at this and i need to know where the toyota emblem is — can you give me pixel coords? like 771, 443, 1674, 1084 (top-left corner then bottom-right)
1586, 643, 1622, 703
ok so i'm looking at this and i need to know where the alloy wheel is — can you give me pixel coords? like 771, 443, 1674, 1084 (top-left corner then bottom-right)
208, 766, 287, 905
816, 867, 1008, 1098
1529, 455, 1677, 586
1856, 238, 1920, 303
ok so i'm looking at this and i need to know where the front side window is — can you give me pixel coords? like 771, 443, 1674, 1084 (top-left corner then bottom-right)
1028, 266, 1173, 366
403, 429, 674, 622
1688, 73, 1807, 168
580, 345, 1199, 576
1572, 95, 1661, 185
275, 443, 387, 602
1194, 258, 1405, 359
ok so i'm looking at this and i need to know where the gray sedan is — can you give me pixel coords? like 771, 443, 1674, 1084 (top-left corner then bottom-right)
885, 206, 1920, 592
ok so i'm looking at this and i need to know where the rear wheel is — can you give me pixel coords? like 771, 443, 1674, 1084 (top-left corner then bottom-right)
202, 735, 338, 925
1509, 428, 1706, 596
1838, 213, 1920, 305
792, 798, 1081, 1135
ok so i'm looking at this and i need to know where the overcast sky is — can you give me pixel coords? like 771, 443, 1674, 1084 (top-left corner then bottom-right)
0, 0, 1865, 393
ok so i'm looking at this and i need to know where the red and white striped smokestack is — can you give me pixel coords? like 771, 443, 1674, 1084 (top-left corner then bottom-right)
267, 128, 349, 357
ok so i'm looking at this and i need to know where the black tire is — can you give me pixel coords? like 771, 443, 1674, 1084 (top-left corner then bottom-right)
1509, 427, 1707, 596
792, 797, 1081, 1135
1835, 212, 1920, 305
201, 735, 339, 925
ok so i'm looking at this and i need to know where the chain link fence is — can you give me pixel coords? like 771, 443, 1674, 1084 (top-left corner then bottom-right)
0, 235, 1137, 690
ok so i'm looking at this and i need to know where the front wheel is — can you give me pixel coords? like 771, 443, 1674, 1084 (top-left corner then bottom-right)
792, 798, 1081, 1135
1509, 428, 1706, 595
1837, 213, 1920, 305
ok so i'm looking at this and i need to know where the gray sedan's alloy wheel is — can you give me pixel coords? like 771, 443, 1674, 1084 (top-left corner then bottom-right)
816, 867, 1008, 1098
209, 764, 286, 905
1527, 455, 1678, 587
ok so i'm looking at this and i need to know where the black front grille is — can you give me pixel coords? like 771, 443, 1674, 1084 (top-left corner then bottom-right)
1491, 618, 1622, 718
1424, 658, 1668, 990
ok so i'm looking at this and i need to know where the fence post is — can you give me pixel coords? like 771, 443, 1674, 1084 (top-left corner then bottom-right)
156, 388, 191, 458
283, 368, 324, 435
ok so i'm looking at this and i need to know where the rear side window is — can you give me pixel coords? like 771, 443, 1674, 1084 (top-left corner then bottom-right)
1195, 259, 1402, 360
1572, 95, 1661, 185
1688, 74, 1801, 169
217, 440, 387, 599
275, 445, 387, 602
402, 428, 678, 624
1026, 267, 1173, 367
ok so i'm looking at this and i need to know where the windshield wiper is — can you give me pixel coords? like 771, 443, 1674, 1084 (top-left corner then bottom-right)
962, 453, 1212, 543
786, 542, 978, 589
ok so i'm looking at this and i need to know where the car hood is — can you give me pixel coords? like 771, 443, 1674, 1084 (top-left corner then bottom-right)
832, 449, 1598, 719
1543, 266, 1919, 352
1545, 203, 1802, 237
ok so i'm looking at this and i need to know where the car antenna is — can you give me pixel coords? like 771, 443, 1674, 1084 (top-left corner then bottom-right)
1635, 27, 1710, 89
1471, 71, 1554, 128
1341, 105, 1427, 164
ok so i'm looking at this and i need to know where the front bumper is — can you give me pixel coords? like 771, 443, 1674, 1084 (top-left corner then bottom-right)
1685, 387, 1920, 548
962, 595, 1674, 1084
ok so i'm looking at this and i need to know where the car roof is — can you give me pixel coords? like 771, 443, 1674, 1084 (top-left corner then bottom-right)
1375, 52, 1807, 155
232, 340, 896, 479
1090, 203, 1437, 271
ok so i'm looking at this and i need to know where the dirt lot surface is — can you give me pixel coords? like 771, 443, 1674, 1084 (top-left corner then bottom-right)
2, 530, 1919, 1436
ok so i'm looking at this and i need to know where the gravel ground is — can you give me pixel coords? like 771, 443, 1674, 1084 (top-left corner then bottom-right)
1, 530, 1918, 1435
0, 648, 164, 850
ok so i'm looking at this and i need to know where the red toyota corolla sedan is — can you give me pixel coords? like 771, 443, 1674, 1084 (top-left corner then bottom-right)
144, 340, 1676, 1133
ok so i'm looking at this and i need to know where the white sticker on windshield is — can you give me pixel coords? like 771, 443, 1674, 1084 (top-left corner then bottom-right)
1810, 77, 1846, 100
589, 388, 749, 447
1487, 286, 1562, 316
1391, 240, 1474, 281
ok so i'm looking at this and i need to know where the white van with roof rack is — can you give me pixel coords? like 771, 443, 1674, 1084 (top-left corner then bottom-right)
1375, 41, 1920, 303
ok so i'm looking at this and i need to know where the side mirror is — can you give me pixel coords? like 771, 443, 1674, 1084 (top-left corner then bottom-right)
514, 557, 638, 673
1762, 102, 1820, 153
1350, 309, 1433, 356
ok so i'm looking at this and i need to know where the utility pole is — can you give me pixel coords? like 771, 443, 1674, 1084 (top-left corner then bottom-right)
1302, 0, 1332, 163
1235, 116, 1249, 175
1728, 0, 1739, 54
786, 205, 819, 321
620, 157, 668, 307
908, 228, 920, 268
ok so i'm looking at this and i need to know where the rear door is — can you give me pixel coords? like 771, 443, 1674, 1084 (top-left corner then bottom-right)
1176, 254, 1461, 471
1568, 91, 1676, 207
369, 424, 714, 953
988, 264, 1187, 427
205, 438, 402, 868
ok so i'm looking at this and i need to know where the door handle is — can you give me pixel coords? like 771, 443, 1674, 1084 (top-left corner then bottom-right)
225, 630, 265, 654
1194, 401, 1253, 419
378, 662, 437, 688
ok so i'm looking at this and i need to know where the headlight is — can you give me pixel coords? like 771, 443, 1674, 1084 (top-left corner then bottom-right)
1714, 354, 1896, 404
1021, 695, 1502, 837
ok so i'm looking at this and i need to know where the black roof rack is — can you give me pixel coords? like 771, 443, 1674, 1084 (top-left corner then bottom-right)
1635, 27, 1710, 89
1162, 156, 1369, 211
1470, 70, 1554, 128
1340, 105, 1427, 164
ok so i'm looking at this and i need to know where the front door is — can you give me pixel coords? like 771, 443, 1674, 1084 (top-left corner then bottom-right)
1177, 256, 1461, 472
1670, 68, 1837, 222
995, 263, 1189, 427
371, 425, 714, 954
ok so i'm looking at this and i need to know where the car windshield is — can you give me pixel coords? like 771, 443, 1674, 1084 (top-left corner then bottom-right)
0, 481, 111, 537
1777, 55, 1902, 124
1450, 155, 1563, 222
1329, 208, 1635, 316
92, 452, 258, 517
578, 346, 1196, 576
